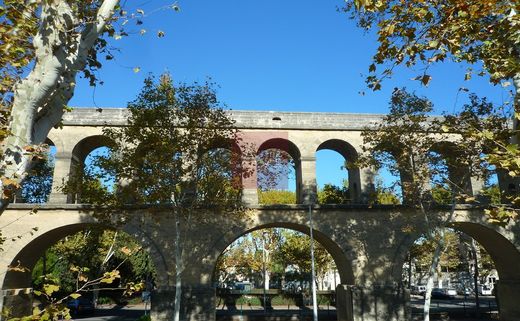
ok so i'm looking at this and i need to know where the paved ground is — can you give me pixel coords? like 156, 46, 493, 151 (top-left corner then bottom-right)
71, 296, 499, 321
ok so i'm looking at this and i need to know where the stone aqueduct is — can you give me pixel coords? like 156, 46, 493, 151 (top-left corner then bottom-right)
1, 109, 520, 321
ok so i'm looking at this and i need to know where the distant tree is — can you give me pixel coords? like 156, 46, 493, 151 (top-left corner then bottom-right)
318, 183, 350, 204
431, 186, 453, 206
368, 177, 401, 205
276, 231, 334, 289
258, 190, 296, 205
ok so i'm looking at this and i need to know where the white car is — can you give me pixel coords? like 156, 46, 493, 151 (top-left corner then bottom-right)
446, 288, 458, 297
479, 285, 493, 296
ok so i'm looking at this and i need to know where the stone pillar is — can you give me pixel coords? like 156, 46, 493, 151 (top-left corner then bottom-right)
498, 170, 520, 204
151, 285, 216, 321
471, 176, 485, 198
336, 284, 354, 321
449, 166, 473, 198
497, 279, 520, 321
300, 156, 317, 205
358, 167, 375, 204
336, 284, 410, 321
47, 152, 74, 204
1, 288, 32, 320
241, 157, 258, 206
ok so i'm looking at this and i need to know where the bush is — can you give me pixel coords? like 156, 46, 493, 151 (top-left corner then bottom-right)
137, 315, 151, 321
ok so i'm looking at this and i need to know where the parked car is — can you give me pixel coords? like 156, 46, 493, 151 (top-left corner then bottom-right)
66, 297, 95, 314
457, 287, 471, 295
411, 285, 426, 295
428, 288, 456, 300
479, 284, 493, 296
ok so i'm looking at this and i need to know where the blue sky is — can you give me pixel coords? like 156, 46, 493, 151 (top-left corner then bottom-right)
70, 0, 510, 189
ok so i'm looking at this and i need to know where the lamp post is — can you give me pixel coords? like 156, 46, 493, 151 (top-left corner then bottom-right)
262, 230, 269, 314
309, 204, 318, 321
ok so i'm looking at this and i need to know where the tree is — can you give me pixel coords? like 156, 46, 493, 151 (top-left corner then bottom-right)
32, 229, 154, 297
343, 1, 519, 99
358, 88, 506, 321
258, 190, 296, 205
0, 0, 118, 212
276, 230, 334, 290
318, 182, 350, 204
66, 74, 249, 321
344, 0, 520, 223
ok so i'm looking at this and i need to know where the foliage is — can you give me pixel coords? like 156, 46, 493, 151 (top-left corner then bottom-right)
19, 149, 54, 203
358, 88, 439, 205
64, 74, 247, 218
479, 185, 501, 205
276, 231, 334, 281
64, 74, 248, 321
345, 0, 520, 226
410, 230, 496, 279
215, 229, 284, 287
431, 186, 453, 205
441, 94, 517, 224
31, 230, 155, 295
258, 190, 296, 205
368, 178, 401, 205
318, 183, 350, 204
358, 88, 509, 321
257, 149, 295, 191
410, 231, 464, 274
343, 0, 519, 89
216, 229, 334, 289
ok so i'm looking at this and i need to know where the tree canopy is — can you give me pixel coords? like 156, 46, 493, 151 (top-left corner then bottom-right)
65, 74, 248, 219
343, 0, 519, 90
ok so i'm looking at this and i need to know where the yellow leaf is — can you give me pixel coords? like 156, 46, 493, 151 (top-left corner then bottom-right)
43, 284, 59, 296
120, 246, 132, 255
421, 74, 431, 86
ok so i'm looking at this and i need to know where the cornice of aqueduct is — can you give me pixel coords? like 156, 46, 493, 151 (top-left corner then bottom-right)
63, 107, 391, 130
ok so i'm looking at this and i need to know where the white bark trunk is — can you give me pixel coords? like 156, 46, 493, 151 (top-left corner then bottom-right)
513, 72, 520, 145
174, 213, 183, 321
423, 228, 445, 321
264, 269, 270, 291
0, 0, 119, 212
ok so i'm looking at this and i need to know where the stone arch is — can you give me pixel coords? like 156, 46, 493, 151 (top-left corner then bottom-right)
71, 134, 115, 166
209, 222, 355, 286
201, 138, 244, 188
1, 219, 167, 317
448, 222, 520, 319
257, 138, 302, 203
393, 220, 520, 320
67, 135, 115, 203
316, 139, 361, 203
